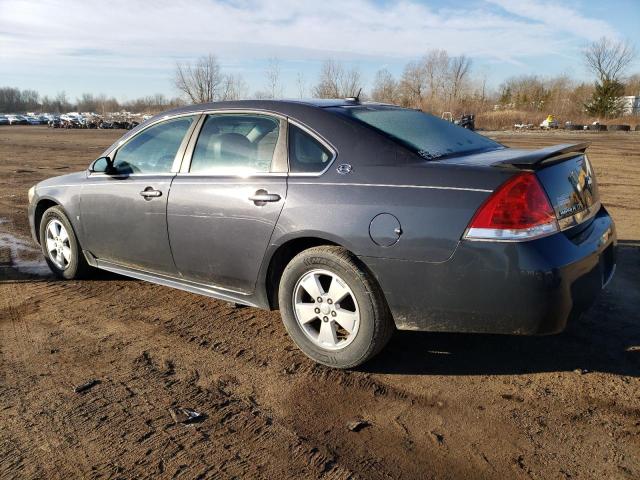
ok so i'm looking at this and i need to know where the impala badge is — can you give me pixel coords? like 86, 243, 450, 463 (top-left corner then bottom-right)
337, 163, 352, 175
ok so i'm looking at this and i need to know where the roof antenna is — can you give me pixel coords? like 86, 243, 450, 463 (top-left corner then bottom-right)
346, 88, 362, 103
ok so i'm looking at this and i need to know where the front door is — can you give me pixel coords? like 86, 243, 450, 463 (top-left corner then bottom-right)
167, 113, 287, 293
81, 115, 197, 274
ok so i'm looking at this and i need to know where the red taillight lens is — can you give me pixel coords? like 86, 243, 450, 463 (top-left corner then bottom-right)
464, 172, 559, 241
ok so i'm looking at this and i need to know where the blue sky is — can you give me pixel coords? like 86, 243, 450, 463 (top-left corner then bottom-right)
1, 0, 638, 101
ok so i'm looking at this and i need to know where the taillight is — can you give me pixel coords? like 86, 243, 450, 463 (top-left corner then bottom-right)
464, 172, 559, 241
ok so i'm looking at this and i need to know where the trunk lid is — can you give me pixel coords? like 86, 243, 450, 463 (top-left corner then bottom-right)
535, 153, 600, 230
440, 143, 600, 230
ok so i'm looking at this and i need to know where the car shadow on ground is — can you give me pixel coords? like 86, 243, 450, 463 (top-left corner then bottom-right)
363, 242, 640, 378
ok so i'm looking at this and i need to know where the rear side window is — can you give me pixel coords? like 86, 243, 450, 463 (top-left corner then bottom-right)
288, 124, 333, 173
190, 114, 279, 174
113, 116, 195, 174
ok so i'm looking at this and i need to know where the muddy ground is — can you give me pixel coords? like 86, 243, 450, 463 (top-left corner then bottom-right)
0, 126, 639, 480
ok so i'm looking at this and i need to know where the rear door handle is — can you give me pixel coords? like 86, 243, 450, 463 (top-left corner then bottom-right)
249, 189, 281, 205
140, 187, 162, 199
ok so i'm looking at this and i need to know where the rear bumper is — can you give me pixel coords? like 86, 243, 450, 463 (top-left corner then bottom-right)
361, 206, 616, 334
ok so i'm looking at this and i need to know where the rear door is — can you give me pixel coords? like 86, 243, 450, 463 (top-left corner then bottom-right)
167, 112, 288, 293
81, 115, 198, 274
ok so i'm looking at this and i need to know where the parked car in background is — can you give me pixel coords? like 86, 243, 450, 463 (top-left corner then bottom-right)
540, 115, 559, 129
7, 114, 28, 125
24, 116, 43, 125
0, 115, 9, 125
48, 117, 62, 128
27, 99, 616, 368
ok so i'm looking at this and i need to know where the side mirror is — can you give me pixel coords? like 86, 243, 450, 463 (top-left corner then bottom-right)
90, 156, 115, 174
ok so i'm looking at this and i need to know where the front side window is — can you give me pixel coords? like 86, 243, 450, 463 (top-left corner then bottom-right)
288, 124, 333, 173
113, 116, 195, 174
190, 114, 280, 174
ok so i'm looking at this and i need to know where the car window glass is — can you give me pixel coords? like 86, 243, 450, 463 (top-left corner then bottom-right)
190, 114, 279, 174
288, 124, 332, 173
328, 106, 501, 159
113, 116, 195, 174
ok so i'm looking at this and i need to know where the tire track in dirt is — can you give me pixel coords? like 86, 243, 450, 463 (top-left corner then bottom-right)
2, 128, 640, 479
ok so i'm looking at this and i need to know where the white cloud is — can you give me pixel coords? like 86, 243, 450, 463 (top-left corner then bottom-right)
0, 0, 620, 67
486, 0, 618, 41
0, 0, 625, 97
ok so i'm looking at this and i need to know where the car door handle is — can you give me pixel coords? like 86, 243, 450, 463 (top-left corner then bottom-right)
249, 190, 281, 205
140, 187, 162, 199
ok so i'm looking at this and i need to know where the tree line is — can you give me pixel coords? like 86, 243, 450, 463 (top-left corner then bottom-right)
0, 88, 186, 115
2, 37, 637, 122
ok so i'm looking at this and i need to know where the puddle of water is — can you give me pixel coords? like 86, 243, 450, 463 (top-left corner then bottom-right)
0, 219, 51, 277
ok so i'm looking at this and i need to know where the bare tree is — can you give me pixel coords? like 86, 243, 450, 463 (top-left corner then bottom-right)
398, 61, 426, 107
371, 69, 398, 104
313, 59, 362, 98
220, 74, 248, 100
625, 73, 640, 95
265, 57, 283, 99
423, 50, 449, 104
174, 54, 224, 103
313, 60, 341, 98
584, 37, 635, 83
296, 72, 307, 98
449, 55, 472, 102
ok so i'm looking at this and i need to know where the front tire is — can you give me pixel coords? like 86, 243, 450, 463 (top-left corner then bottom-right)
278, 246, 394, 368
39, 206, 91, 279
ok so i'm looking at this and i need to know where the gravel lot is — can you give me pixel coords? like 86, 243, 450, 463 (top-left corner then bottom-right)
1, 126, 639, 479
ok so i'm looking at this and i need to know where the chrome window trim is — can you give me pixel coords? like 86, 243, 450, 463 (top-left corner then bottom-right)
178, 110, 288, 177
286, 118, 338, 177
173, 175, 288, 182
89, 112, 200, 176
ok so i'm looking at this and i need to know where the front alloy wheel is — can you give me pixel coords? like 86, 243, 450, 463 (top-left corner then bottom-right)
39, 206, 91, 279
44, 219, 71, 270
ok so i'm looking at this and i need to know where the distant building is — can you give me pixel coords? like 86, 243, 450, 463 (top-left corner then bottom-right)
620, 96, 640, 115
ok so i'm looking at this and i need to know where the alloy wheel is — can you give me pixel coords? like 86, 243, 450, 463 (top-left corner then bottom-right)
292, 269, 360, 350
45, 219, 71, 270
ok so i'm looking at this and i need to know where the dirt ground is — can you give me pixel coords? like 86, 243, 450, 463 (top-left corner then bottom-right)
0, 126, 639, 480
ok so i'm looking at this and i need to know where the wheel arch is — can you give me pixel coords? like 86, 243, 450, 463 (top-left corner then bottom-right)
265, 236, 342, 310
34, 198, 61, 244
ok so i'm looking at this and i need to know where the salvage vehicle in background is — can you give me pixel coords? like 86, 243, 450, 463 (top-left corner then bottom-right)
540, 115, 559, 129
27, 99, 616, 368
7, 114, 29, 125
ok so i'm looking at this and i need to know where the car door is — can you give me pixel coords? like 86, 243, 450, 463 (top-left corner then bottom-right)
167, 112, 288, 293
80, 114, 198, 274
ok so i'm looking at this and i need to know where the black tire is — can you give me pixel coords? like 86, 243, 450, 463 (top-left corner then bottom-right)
39, 206, 91, 279
278, 246, 394, 369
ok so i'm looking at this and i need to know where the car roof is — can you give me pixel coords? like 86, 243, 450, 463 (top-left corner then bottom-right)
160, 99, 396, 118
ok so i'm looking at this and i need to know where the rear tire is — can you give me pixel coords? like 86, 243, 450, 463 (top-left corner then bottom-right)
278, 246, 394, 369
39, 206, 91, 279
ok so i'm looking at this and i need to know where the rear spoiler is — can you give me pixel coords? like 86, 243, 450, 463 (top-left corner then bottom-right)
496, 143, 590, 167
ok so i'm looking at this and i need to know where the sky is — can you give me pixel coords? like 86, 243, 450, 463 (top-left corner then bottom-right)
1, 0, 639, 101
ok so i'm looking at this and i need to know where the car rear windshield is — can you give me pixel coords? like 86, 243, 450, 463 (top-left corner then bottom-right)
328, 105, 501, 159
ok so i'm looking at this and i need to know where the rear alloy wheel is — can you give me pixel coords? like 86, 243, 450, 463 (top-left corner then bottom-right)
279, 246, 394, 368
293, 269, 361, 350
39, 206, 90, 279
